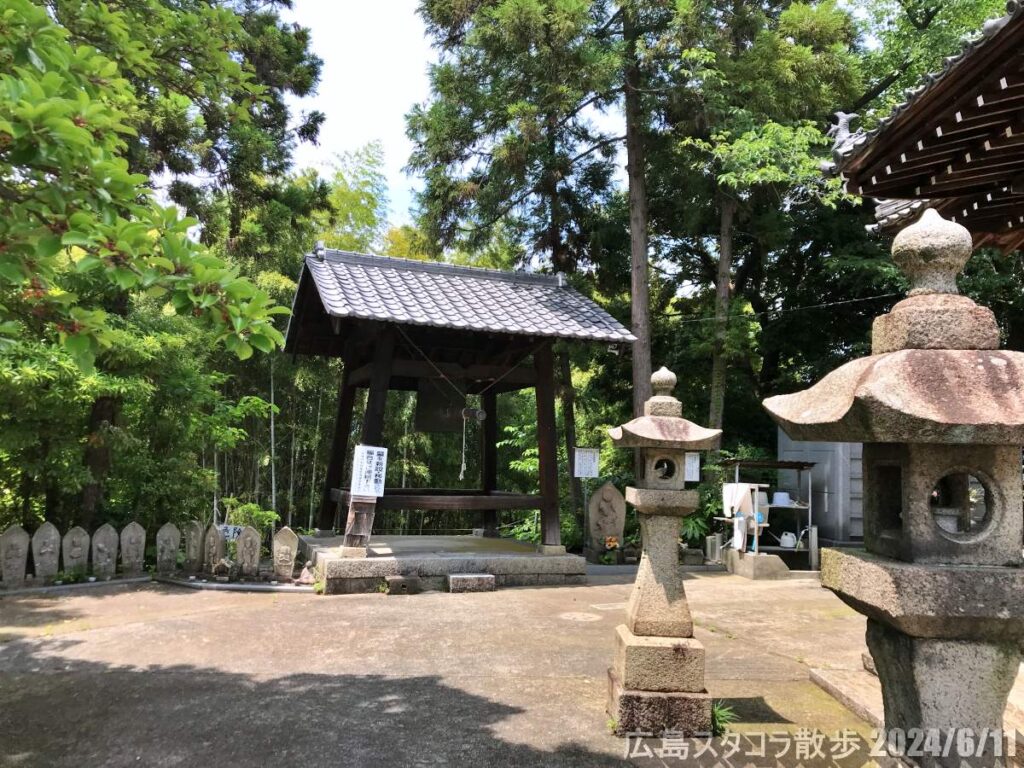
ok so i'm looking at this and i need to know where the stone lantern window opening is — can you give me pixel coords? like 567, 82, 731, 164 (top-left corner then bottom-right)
929, 470, 993, 540
654, 456, 676, 481
872, 461, 904, 537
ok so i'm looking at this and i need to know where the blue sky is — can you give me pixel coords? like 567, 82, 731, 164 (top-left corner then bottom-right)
281, 1, 435, 227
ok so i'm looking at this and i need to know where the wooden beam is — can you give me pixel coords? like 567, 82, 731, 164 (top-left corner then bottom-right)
534, 341, 561, 547
1004, 230, 1024, 253
864, 119, 1024, 197
318, 367, 358, 530
348, 358, 536, 389
361, 326, 396, 446
953, 212, 1024, 229
340, 327, 395, 550
852, 39, 1024, 182
332, 490, 544, 511
480, 389, 498, 536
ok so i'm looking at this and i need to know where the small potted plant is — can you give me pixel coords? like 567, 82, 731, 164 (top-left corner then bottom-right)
599, 535, 621, 565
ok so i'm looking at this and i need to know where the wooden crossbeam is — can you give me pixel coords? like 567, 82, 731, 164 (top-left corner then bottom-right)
347, 358, 536, 388
871, 142, 1022, 188
952, 211, 1024, 230
865, 117, 1024, 198
854, 41, 1024, 184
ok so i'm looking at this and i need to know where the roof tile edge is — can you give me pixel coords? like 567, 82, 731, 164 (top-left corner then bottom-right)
307, 249, 563, 286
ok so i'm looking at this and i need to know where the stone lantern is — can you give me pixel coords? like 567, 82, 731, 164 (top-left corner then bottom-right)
607, 366, 722, 736
764, 210, 1024, 765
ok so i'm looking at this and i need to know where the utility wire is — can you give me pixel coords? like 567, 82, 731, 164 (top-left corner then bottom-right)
661, 292, 901, 323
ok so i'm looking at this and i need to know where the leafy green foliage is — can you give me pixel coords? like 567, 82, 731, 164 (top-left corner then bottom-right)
409, 0, 620, 271
0, 0, 285, 367
222, 496, 280, 532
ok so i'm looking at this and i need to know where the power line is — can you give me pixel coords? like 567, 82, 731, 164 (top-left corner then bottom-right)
662, 292, 901, 324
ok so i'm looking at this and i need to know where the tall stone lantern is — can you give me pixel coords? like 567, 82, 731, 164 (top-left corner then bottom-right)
765, 210, 1024, 765
607, 367, 721, 736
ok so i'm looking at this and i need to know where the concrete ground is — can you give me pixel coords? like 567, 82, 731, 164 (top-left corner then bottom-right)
0, 568, 872, 767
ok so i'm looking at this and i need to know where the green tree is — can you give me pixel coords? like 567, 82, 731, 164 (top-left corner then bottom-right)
650, 1, 862, 432
853, 0, 1006, 115
0, 0, 285, 366
316, 143, 390, 252
408, 0, 621, 273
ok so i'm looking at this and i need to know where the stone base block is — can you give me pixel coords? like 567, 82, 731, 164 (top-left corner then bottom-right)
867, 619, 1019, 768
607, 668, 712, 736
822, 548, 1024, 640
536, 544, 567, 555
625, 487, 698, 516
494, 573, 586, 587
385, 575, 422, 595
340, 546, 367, 559
448, 573, 495, 593
680, 547, 705, 566
322, 577, 380, 595
309, 538, 585, 593
613, 624, 704, 692
724, 549, 789, 580
872, 294, 998, 354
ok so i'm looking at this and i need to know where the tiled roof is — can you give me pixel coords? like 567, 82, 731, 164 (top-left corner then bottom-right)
832, 1, 1024, 170
299, 249, 636, 343
870, 198, 930, 232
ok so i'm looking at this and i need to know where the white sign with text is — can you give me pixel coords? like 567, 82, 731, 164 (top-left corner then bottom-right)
684, 452, 702, 483
574, 447, 601, 479
351, 444, 388, 498
217, 525, 243, 542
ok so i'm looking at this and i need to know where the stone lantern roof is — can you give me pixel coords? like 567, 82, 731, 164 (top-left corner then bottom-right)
764, 210, 1024, 444
608, 367, 722, 449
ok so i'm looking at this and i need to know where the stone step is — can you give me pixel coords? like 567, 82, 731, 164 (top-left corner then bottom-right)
384, 575, 423, 595
809, 668, 883, 727
813, 664, 1024, 750
447, 573, 495, 593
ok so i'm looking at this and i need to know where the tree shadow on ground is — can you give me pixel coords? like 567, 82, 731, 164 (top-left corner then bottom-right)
718, 696, 794, 725
0, 638, 652, 768
0, 593, 83, 637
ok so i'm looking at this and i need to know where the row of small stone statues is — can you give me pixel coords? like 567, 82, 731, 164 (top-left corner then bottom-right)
0, 520, 300, 589
0, 521, 146, 589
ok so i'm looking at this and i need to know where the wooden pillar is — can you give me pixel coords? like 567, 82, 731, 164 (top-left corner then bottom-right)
361, 327, 395, 446
481, 389, 498, 537
534, 342, 561, 547
319, 368, 357, 531
341, 326, 395, 550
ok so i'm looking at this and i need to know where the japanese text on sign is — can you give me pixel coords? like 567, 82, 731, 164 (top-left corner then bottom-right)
351, 445, 388, 498
217, 525, 243, 541
574, 447, 600, 478
684, 452, 701, 483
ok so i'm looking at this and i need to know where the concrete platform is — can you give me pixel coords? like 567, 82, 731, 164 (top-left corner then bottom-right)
301, 535, 586, 594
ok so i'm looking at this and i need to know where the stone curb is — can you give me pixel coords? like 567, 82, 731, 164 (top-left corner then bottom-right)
809, 668, 883, 728
154, 576, 315, 594
0, 575, 152, 598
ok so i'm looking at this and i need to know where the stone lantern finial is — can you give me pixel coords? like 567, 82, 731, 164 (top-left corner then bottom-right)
645, 367, 684, 418
651, 366, 676, 396
892, 208, 972, 296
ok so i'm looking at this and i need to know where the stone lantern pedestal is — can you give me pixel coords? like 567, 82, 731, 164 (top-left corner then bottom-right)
765, 210, 1024, 767
607, 368, 721, 736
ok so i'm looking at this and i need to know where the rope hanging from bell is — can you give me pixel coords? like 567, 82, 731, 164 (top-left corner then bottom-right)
458, 407, 487, 481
